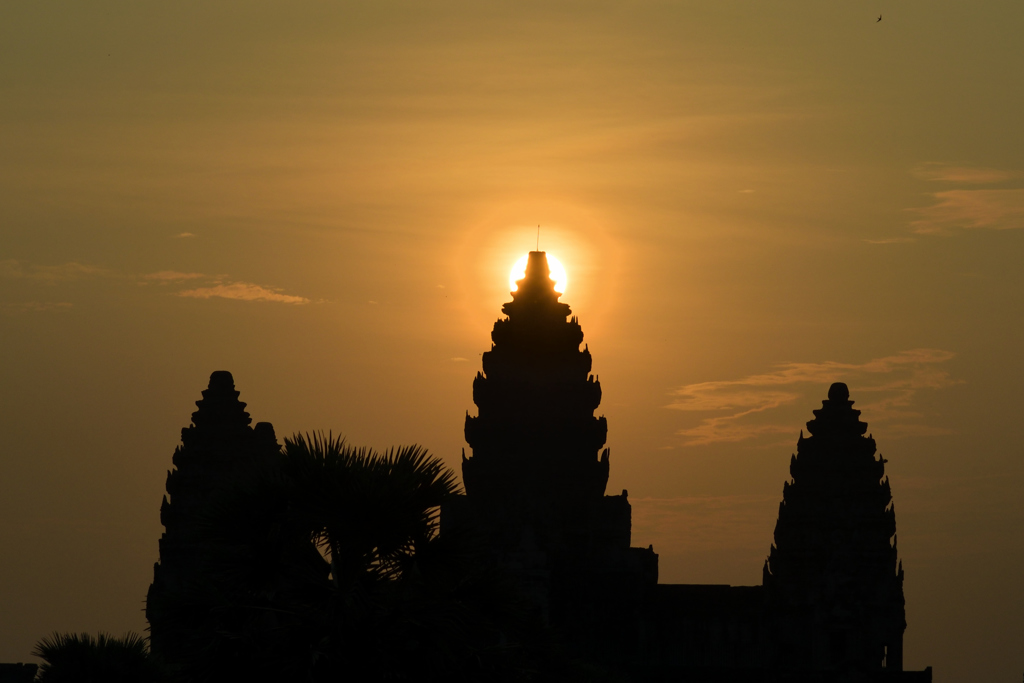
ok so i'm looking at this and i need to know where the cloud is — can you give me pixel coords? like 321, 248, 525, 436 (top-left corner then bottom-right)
175, 232, 195, 238
0, 260, 110, 283
910, 163, 1024, 234
668, 349, 958, 446
0, 301, 73, 313
913, 162, 1019, 185
177, 282, 310, 304
450, 357, 468, 362
673, 420, 793, 446
911, 189, 1024, 234
142, 270, 205, 282
0, 261, 313, 306
670, 387, 799, 413
864, 237, 916, 245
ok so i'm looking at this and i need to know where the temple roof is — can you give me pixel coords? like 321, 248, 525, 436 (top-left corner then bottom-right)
502, 251, 570, 321
189, 370, 251, 431
806, 381, 869, 437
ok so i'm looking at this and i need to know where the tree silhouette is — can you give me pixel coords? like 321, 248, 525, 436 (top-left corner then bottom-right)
32, 632, 166, 683
154, 432, 549, 682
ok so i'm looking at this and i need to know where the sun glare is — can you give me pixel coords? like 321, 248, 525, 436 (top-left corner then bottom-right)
510, 254, 567, 294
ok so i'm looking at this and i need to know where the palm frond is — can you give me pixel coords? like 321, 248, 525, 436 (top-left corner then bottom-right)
150, 427, 542, 680
33, 632, 165, 683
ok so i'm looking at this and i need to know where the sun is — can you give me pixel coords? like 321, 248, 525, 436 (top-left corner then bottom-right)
509, 253, 567, 294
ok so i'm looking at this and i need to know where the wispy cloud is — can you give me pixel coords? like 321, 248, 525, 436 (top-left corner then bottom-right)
0, 301, 73, 313
864, 237, 916, 245
175, 232, 195, 238
143, 271, 206, 282
668, 349, 958, 446
0, 260, 111, 283
672, 420, 793, 447
911, 189, 1024, 234
1, 260, 313, 305
178, 282, 310, 304
913, 162, 1019, 185
146, 271, 313, 304
910, 163, 1024, 234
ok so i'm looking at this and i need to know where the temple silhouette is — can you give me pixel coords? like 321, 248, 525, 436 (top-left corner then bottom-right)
442, 251, 931, 681
144, 251, 934, 681
146, 371, 282, 662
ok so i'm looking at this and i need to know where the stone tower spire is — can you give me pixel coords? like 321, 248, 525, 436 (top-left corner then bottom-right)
147, 371, 281, 656
463, 251, 609, 511
444, 251, 657, 645
764, 382, 907, 671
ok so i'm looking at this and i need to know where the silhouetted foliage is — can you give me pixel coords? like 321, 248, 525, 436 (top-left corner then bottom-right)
32, 632, 166, 683
153, 431, 551, 682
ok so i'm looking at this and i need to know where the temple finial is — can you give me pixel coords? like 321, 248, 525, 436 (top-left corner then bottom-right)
827, 382, 850, 402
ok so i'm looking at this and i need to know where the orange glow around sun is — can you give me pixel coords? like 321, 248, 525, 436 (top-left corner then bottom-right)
510, 254, 567, 294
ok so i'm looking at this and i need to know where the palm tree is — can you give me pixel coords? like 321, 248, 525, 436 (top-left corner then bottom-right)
33, 632, 166, 683
153, 433, 545, 682
283, 432, 458, 588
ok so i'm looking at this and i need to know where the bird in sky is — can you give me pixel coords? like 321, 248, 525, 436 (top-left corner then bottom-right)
877, 14, 882, 22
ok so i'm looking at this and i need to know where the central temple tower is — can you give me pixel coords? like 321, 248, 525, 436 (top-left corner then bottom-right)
444, 251, 657, 653
463, 251, 610, 512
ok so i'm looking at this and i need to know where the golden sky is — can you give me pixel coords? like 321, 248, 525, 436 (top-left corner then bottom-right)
1, 2, 1023, 679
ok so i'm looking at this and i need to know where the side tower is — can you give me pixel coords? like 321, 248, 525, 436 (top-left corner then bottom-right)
763, 382, 906, 672
146, 371, 281, 656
